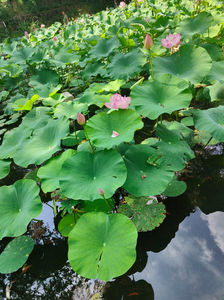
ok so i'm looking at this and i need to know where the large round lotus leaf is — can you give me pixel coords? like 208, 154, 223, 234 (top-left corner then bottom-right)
58, 214, 76, 237
0, 179, 42, 239
68, 212, 137, 280
10, 47, 35, 66
0, 159, 11, 179
153, 45, 212, 84
118, 195, 166, 232
37, 149, 75, 193
60, 150, 127, 201
123, 145, 174, 197
54, 101, 88, 119
13, 117, 69, 167
89, 37, 120, 59
85, 109, 143, 149
177, 12, 213, 38
108, 49, 147, 80
0, 236, 34, 274
130, 74, 192, 120
193, 106, 224, 142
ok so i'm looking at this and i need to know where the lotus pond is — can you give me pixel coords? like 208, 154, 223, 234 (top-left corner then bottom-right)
0, 0, 224, 298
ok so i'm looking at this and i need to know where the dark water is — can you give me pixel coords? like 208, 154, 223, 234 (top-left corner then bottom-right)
1, 145, 224, 299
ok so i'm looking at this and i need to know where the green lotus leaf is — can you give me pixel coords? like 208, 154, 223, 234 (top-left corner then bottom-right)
130, 74, 192, 120
154, 124, 195, 171
118, 195, 166, 231
58, 214, 76, 237
0, 64, 23, 78
37, 149, 75, 193
208, 82, 224, 102
177, 12, 213, 38
108, 49, 147, 80
98, 79, 125, 92
10, 47, 35, 66
153, 45, 212, 84
29, 69, 59, 89
163, 176, 187, 197
13, 117, 69, 167
68, 212, 137, 280
60, 150, 127, 201
0, 91, 9, 102
0, 159, 11, 179
54, 101, 88, 119
0, 236, 34, 274
85, 109, 143, 149
81, 62, 107, 80
76, 87, 112, 107
123, 145, 174, 197
0, 179, 42, 239
89, 37, 120, 59
81, 198, 114, 213
206, 61, 224, 83
193, 130, 220, 146
50, 47, 80, 67
193, 106, 224, 142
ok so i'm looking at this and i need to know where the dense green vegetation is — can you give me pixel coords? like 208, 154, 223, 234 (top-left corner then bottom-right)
0, 0, 224, 281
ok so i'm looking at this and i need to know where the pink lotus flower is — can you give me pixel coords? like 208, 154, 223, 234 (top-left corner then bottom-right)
144, 34, 153, 50
111, 130, 120, 138
59, 30, 62, 33
145, 17, 149, 22
24, 31, 29, 38
53, 36, 57, 41
161, 33, 181, 49
34, 28, 38, 31
105, 94, 131, 110
98, 188, 104, 195
119, 1, 126, 8
76, 112, 85, 125
41, 24, 45, 28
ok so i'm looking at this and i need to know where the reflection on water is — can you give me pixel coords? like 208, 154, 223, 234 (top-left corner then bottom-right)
1, 145, 224, 299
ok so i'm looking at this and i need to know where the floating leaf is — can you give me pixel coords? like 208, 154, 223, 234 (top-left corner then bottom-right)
60, 150, 127, 201
163, 176, 187, 197
0, 179, 42, 239
123, 145, 174, 197
130, 75, 192, 120
37, 149, 75, 193
85, 109, 143, 149
68, 212, 137, 280
153, 45, 212, 84
193, 106, 224, 142
58, 214, 76, 237
0, 236, 34, 274
62, 130, 85, 147
118, 195, 166, 231
0, 159, 11, 179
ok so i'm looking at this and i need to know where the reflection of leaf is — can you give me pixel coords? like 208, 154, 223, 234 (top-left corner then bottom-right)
118, 195, 166, 231
163, 176, 187, 197
68, 212, 137, 280
0, 236, 34, 274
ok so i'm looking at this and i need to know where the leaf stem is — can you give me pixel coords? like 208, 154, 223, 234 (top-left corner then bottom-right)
149, 50, 154, 80
52, 199, 57, 217
83, 126, 95, 152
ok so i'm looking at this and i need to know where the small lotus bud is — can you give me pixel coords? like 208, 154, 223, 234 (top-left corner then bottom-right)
77, 113, 86, 125
41, 24, 45, 28
144, 34, 153, 50
98, 188, 104, 195
53, 36, 57, 41
24, 31, 29, 38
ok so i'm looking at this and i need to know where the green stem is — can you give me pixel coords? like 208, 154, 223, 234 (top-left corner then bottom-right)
204, 136, 213, 149
103, 195, 114, 210
83, 125, 95, 152
149, 50, 154, 80
52, 199, 57, 217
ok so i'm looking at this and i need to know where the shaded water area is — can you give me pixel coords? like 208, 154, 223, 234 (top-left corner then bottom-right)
0, 144, 224, 299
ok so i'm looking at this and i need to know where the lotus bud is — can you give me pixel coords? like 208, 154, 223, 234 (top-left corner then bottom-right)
77, 113, 86, 125
111, 130, 120, 138
24, 31, 29, 38
144, 34, 153, 50
53, 36, 57, 41
98, 188, 104, 196
41, 24, 45, 28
